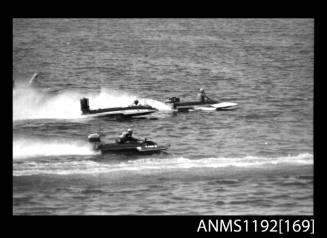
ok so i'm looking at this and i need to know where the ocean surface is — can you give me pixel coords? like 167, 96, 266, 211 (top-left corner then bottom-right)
13, 18, 313, 215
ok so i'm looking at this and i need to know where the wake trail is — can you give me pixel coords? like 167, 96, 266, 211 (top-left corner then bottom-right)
13, 153, 313, 176
13, 138, 97, 159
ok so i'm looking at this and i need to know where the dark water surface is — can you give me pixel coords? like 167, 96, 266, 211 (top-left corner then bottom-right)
13, 18, 313, 215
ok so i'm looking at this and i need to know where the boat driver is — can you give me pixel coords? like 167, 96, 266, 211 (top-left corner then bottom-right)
197, 88, 210, 102
129, 99, 140, 107
118, 128, 138, 144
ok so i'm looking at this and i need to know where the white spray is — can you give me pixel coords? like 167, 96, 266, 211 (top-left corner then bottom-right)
13, 138, 97, 159
13, 86, 171, 120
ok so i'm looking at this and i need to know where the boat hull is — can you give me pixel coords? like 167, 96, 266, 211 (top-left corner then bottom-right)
94, 141, 169, 154
82, 106, 157, 118
167, 99, 238, 112
80, 98, 157, 118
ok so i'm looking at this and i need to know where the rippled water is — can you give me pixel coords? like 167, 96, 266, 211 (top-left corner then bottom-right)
13, 18, 313, 215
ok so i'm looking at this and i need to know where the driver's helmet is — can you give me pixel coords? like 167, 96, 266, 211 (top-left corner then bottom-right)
199, 88, 205, 93
134, 99, 139, 105
127, 128, 133, 135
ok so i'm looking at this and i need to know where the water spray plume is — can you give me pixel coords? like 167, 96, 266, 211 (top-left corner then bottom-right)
13, 87, 171, 120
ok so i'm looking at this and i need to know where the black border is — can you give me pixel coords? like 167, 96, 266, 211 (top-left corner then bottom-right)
7, 15, 321, 237
4, 16, 13, 218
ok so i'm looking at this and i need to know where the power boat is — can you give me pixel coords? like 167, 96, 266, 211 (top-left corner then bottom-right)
88, 133, 169, 154
80, 98, 158, 118
165, 97, 238, 112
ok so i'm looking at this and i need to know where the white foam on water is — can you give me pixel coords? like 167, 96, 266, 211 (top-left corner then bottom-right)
141, 98, 172, 111
13, 138, 97, 159
13, 153, 313, 176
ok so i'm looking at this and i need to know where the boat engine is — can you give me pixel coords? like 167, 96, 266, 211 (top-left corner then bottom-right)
80, 98, 90, 113
88, 133, 101, 143
166, 97, 180, 103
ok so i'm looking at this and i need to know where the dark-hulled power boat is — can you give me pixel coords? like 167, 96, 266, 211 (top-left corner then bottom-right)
88, 133, 169, 154
80, 98, 158, 118
165, 97, 238, 112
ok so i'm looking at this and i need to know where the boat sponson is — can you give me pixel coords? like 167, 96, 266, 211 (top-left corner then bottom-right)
98, 143, 143, 151
97, 141, 165, 152
82, 105, 157, 115
174, 100, 218, 108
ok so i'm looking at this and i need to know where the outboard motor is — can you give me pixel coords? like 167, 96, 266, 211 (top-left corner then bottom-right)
80, 98, 90, 114
88, 133, 101, 143
166, 97, 180, 104
165, 97, 180, 109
